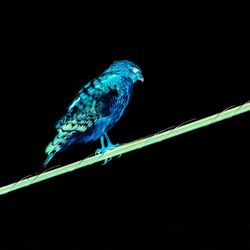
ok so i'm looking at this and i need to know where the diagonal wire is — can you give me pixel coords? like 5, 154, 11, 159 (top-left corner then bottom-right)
0, 101, 249, 196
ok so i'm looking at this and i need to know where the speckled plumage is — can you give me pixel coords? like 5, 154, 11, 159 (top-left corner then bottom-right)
44, 60, 143, 166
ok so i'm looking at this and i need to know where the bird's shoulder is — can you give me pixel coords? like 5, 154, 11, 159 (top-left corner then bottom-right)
71, 72, 130, 108
85, 72, 124, 93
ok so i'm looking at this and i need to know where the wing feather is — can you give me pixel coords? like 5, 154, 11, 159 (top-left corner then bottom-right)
55, 73, 121, 133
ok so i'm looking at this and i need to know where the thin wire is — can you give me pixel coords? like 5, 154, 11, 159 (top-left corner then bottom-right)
0, 101, 249, 196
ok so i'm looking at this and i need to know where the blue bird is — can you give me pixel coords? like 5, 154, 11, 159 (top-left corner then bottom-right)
44, 60, 144, 167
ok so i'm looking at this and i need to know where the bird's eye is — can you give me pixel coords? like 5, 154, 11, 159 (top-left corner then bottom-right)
132, 67, 139, 74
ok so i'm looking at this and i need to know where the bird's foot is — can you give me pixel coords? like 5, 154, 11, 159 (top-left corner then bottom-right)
95, 134, 120, 165
95, 143, 120, 155
95, 143, 120, 165
95, 147, 107, 155
107, 143, 120, 150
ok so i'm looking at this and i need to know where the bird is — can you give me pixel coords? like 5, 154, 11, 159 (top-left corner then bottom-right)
43, 60, 144, 167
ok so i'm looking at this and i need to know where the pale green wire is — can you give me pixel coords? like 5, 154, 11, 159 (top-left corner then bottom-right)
0, 101, 249, 196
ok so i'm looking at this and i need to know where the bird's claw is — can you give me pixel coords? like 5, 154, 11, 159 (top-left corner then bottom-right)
102, 157, 112, 165
96, 135, 120, 165
107, 143, 120, 150
95, 143, 120, 155
95, 148, 107, 155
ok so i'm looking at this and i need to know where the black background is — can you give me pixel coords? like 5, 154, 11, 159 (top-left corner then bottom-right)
0, 2, 249, 249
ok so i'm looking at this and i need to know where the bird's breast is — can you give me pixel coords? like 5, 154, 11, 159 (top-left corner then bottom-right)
111, 87, 132, 121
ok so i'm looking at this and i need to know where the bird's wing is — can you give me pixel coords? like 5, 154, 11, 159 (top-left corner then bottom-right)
55, 73, 122, 133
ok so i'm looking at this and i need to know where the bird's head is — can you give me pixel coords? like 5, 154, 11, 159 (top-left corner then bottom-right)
108, 60, 144, 84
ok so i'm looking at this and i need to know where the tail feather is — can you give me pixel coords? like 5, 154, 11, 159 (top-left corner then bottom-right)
43, 150, 56, 168
43, 129, 75, 167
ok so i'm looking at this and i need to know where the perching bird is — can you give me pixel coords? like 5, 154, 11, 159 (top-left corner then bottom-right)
43, 60, 144, 167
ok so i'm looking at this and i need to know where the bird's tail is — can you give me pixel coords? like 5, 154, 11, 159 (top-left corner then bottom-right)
43, 129, 75, 168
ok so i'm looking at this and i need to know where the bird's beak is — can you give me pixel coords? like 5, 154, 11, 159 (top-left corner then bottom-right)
139, 76, 144, 83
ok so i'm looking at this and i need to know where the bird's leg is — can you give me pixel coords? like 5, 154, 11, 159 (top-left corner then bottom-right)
95, 136, 106, 155
95, 133, 120, 165
102, 133, 120, 165
104, 133, 120, 150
